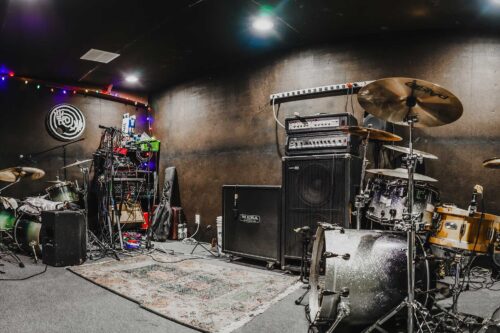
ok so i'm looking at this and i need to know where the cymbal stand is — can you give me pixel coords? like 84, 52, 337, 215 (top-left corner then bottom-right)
364, 85, 433, 333
354, 128, 371, 230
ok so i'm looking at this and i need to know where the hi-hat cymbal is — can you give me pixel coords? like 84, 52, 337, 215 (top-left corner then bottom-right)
483, 158, 500, 169
383, 145, 438, 160
0, 167, 45, 182
339, 126, 402, 142
366, 168, 438, 182
358, 77, 463, 127
61, 159, 93, 169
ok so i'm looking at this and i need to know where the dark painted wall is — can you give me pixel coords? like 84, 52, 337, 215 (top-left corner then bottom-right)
0, 81, 149, 199
152, 33, 500, 240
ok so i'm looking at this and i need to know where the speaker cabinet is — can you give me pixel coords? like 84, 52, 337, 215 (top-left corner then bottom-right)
41, 210, 86, 267
222, 185, 281, 266
282, 154, 361, 269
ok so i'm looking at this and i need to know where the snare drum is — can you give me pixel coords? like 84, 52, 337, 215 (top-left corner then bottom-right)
428, 205, 500, 254
46, 181, 79, 203
366, 178, 439, 227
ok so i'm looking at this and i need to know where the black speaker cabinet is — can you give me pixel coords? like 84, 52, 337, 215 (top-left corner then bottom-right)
222, 185, 281, 267
41, 210, 86, 267
282, 154, 361, 270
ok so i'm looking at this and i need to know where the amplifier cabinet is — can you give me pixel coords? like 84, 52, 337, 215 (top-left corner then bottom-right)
41, 210, 86, 267
222, 185, 281, 267
282, 154, 361, 270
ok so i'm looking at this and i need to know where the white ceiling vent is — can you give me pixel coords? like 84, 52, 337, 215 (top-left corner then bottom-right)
80, 49, 120, 64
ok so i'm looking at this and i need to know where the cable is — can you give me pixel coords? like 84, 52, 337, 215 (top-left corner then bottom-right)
0, 264, 48, 281
182, 221, 201, 244
271, 97, 285, 129
146, 253, 203, 264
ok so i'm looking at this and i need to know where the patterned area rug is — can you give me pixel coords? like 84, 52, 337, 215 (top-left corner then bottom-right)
69, 253, 299, 333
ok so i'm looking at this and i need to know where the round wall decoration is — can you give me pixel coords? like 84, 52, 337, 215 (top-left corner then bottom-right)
46, 104, 86, 141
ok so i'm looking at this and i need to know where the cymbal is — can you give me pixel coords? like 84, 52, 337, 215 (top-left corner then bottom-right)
366, 168, 438, 182
45, 180, 64, 184
61, 159, 93, 169
383, 145, 438, 160
358, 77, 463, 127
483, 158, 500, 169
0, 167, 45, 183
339, 126, 402, 142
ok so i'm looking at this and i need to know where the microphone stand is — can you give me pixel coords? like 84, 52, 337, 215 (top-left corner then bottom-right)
20, 138, 85, 180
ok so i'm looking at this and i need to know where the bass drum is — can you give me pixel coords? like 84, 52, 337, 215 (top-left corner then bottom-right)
14, 217, 42, 255
309, 227, 433, 331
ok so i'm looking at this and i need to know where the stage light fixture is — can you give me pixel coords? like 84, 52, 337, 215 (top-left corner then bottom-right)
252, 15, 274, 32
125, 75, 139, 83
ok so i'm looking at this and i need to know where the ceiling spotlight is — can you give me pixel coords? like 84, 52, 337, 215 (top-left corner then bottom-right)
125, 75, 139, 83
252, 16, 274, 32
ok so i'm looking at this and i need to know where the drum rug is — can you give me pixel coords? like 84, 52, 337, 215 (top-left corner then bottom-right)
69, 253, 300, 333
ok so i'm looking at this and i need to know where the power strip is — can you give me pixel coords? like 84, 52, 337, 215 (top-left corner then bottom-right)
269, 80, 374, 104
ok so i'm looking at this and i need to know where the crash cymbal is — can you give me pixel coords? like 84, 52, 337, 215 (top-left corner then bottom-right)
483, 158, 500, 169
358, 77, 463, 127
383, 145, 438, 160
366, 168, 438, 182
0, 167, 45, 182
61, 159, 93, 169
339, 126, 402, 142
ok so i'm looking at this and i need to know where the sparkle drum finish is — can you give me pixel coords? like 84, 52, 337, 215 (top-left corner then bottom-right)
366, 178, 439, 227
309, 227, 431, 328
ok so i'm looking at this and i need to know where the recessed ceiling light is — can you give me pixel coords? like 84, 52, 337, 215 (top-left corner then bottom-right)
125, 75, 139, 83
252, 16, 274, 32
80, 49, 120, 64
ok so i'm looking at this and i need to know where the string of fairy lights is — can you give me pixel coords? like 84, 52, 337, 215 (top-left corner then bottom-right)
0, 71, 154, 134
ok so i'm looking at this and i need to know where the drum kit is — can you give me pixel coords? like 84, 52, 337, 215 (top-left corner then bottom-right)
308, 78, 500, 332
0, 159, 92, 268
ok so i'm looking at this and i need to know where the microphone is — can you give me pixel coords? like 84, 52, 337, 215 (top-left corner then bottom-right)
468, 184, 483, 217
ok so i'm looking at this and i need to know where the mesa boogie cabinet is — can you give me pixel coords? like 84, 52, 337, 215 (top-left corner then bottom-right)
222, 185, 281, 268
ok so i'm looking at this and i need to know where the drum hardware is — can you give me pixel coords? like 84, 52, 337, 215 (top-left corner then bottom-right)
338, 125, 403, 230
294, 226, 312, 306
358, 77, 463, 333
325, 287, 351, 333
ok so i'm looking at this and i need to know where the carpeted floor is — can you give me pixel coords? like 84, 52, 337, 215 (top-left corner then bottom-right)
0, 241, 499, 333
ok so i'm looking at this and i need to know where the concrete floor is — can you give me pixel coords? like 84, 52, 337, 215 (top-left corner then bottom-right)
0, 241, 499, 333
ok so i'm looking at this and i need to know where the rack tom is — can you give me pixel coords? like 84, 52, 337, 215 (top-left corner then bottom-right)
46, 181, 79, 203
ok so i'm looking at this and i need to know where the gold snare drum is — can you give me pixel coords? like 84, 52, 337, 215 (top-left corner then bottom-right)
428, 205, 500, 254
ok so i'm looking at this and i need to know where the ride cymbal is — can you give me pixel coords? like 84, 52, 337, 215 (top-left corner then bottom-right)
358, 77, 463, 127
0, 167, 45, 182
339, 126, 402, 142
383, 145, 438, 160
366, 168, 438, 182
483, 158, 500, 169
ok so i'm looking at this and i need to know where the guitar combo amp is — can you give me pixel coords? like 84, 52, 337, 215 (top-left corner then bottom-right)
222, 113, 361, 271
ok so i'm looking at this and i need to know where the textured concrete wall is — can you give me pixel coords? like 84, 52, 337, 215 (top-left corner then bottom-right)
0, 81, 149, 198
152, 33, 500, 240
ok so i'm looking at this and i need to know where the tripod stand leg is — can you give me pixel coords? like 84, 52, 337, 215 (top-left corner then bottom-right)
362, 300, 407, 333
